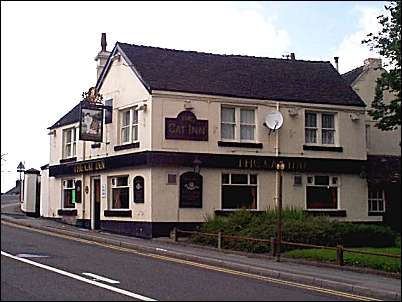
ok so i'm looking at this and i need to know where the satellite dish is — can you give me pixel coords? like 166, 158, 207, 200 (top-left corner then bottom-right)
264, 111, 284, 133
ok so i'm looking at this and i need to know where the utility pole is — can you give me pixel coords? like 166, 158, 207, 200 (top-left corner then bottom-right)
276, 161, 285, 262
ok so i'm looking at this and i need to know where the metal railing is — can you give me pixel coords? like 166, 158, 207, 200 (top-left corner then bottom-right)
171, 228, 400, 267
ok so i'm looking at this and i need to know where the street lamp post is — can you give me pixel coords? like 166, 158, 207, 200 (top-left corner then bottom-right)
276, 161, 285, 262
17, 161, 25, 203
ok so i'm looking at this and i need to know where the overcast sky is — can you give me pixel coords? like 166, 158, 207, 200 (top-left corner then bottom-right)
1, 1, 386, 192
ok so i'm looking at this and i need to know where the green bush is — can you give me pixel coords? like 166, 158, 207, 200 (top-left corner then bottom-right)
191, 208, 397, 251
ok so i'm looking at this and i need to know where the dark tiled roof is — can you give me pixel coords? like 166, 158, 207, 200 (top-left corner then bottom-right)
48, 102, 81, 129
366, 155, 401, 184
342, 66, 364, 85
115, 42, 365, 107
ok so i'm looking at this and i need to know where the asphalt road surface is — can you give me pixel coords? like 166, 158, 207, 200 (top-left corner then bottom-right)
1, 222, 358, 301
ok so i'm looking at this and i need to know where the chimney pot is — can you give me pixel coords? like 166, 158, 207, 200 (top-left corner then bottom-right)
101, 33, 107, 52
290, 53, 295, 60
334, 56, 339, 71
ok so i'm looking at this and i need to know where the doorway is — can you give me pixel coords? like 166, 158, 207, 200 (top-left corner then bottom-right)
92, 178, 101, 230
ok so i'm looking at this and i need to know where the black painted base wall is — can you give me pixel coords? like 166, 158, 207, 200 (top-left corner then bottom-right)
100, 221, 202, 239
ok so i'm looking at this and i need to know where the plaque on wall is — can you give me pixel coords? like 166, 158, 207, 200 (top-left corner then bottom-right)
133, 176, 144, 203
179, 172, 203, 208
165, 111, 208, 141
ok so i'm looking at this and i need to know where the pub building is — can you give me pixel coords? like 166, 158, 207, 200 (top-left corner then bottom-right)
40, 34, 376, 238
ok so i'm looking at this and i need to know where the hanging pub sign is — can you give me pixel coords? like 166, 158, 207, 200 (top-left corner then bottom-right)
79, 87, 104, 142
179, 172, 203, 208
165, 111, 208, 141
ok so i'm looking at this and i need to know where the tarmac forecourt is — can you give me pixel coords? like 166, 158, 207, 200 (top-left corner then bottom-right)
1, 218, 393, 301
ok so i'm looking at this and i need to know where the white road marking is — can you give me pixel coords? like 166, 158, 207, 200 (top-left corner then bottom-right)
82, 272, 120, 284
1, 250, 157, 301
155, 248, 168, 252
16, 253, 49, 258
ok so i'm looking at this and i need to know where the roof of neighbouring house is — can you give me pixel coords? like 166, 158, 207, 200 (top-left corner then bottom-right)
341, 66, 364, 85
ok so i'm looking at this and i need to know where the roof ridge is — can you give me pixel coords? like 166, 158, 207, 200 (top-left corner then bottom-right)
342, 65, 364, 76
116, 41, 330, 64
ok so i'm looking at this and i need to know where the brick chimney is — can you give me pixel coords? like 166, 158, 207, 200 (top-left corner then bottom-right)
94, 33, 111, 80
363, 58, 382, 70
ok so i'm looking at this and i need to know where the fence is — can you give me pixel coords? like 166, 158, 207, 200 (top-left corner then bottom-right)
172, 228, 400, 266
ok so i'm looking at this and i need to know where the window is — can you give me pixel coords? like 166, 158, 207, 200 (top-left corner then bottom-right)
222, 173, 257, 209
110, 176, 129, 209
105, 99, 113, 124
221, 107, 256, 141
306, 176, 338, 209
63, 127, 76, 158
368, 188, 385, 213
62, 179, 77, 209
120, 108, 138, 144
305, 112, 336, 145
167, 174, 177, 185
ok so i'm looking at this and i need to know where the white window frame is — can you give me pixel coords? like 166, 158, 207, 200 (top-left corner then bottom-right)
305, 175, 339, 210
109, 176, 130, 209
62, 179, 76, 209
120, 108, 138, 145
220, 106, 256, 142
62, 127, 77, 159
368, 189, 385, 213
221, 173, 258, 210
304, 111, 337, 146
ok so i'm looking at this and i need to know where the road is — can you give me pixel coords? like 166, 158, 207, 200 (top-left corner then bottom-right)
1, 222, 360, 301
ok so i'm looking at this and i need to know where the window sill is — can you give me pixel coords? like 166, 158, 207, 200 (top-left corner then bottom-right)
60, 157, 77, 164
57, 209, 77, 216
368, 212, 385, 216
304, 209, 346, 217
114, 142, 140, 151
218, 141, 263, 149
215, 210, 263, 216
303, 145, 343, 152
104, 210, 132, 217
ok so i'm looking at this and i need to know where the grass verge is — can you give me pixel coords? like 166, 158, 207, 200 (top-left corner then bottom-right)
284, 247, 401, 273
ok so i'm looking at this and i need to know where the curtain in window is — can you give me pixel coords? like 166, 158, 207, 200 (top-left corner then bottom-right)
240, 109, 255, 140
221, 108, 235, 139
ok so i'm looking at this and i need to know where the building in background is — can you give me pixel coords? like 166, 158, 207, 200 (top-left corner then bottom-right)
40, 34, 376, 238
342, 58, 401, 232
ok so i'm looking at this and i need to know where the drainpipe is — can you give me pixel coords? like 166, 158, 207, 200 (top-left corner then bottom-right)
82, 140, 86, 222
274, 102, 280, 210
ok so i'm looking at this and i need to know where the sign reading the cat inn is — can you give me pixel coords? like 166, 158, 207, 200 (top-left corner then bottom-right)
165, 111, 208, 141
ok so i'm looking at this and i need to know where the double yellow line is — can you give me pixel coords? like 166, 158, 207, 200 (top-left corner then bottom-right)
1, 220, 381, 301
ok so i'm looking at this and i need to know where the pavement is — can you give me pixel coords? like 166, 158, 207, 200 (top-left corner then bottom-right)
1, 195, 401, 301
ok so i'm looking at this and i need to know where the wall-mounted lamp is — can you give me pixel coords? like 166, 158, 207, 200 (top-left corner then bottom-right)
288, 108, 299, 117
350, 113, 360, 121
137, 104, 147, 111
193, 158, 202, 174
184, 101, 194, 110
47, 129, 56, 136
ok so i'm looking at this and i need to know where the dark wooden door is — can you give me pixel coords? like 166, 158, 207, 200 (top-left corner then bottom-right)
94, 179, 101, 229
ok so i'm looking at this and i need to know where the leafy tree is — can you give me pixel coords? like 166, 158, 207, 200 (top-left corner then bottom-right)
362, 1, 401, 131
